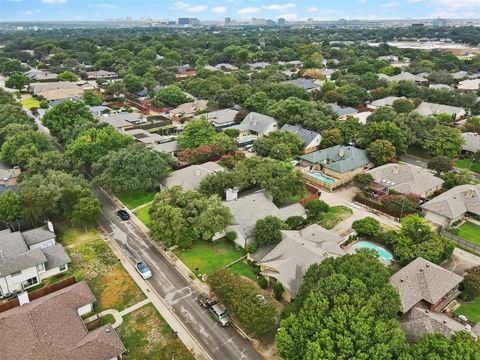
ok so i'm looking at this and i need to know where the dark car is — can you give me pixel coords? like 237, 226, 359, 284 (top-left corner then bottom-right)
117, 209, 130, 221
196, 293, 231, 327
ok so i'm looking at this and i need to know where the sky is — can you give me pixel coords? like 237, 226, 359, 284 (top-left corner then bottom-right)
1, 0, 480, 22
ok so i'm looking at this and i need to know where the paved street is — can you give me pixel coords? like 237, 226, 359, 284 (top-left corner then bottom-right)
94, 187, 263, 360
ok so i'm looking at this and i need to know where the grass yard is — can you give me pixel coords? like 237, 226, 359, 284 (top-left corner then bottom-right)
457, 221, 480, 245
174, 240, 245, 277
20, 96, 41, 109
56, 223, 100, 247
134, 205, 152, 229
227, 259, 258, 281
455, 158, 480, 174
116, 190, 156, 209
117, 303, 194, 360
455, 298, 480, 323
320, 205, 353, 230
100, 313, 116, 326
407, 145, 431, 159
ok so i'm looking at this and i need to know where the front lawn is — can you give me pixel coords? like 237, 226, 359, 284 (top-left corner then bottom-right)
455, 298, 480, 323
457, 221, 480, 245
227, 259, 258, 281
134, 205, 152, 229
455, 158, 480, 174
116, 190, 156, 209
407, 145, 431, 159
174, 240, 245, 277
56, 223, 100, 247
320, 205, 353, 229
117, 303, 194, 360
20, 96, 41, 109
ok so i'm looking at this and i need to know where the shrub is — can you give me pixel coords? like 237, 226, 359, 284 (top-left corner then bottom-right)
247, 241, 258, 253
257, 277, 268, 289
461, 266, 480, 302
225, 231, 237, 242
286, 216, 306, 230
304, 199, 329, 221
273, 282, 284, 300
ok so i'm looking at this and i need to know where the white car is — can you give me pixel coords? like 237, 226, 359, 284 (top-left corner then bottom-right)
135, 261, 152, 279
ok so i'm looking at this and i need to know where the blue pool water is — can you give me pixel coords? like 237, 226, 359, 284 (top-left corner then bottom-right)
310, 172, 335, 185
353, 241, 394, 262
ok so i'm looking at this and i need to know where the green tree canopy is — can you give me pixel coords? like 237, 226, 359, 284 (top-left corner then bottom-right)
253, 216, 287, 247
0, 190, 20, 223
367, 139, 397, 165
177, 117, 217, 149
83, 89, 103, 106
361, 121, 407, 156
58, 70, 78, 82
424, 125, 464, 157
253, 130, 304, 160
5, 72, 30, 90
153, 84, 189, 107
1, 129, 52, 167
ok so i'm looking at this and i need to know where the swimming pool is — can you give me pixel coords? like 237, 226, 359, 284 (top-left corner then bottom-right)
310, 172, 335, 185
352, 241, 394, 262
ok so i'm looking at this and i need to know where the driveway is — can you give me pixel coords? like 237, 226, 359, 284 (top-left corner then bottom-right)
442, 248, 480, 276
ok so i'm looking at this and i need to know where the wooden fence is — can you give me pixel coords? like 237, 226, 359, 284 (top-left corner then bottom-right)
0, 276, 76, 313
299, 184, 320, 206
441, 230, 480, 255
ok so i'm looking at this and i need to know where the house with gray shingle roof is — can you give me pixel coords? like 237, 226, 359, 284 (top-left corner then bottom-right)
330, 103, 358, 118
421, 184, 480, 227
282, 78, 321, 91
0, 224, 70, 298
367, 163, 444, 198
256, 224, 345, 301
0, 281, 126, 360
281, 124, 321, 153
416, 101, 466, 120
368, 96, 404, 109
194, 109, 239, 129
162, 161, 224, 191
227, 112, 278, 138
461, 132, 480, 154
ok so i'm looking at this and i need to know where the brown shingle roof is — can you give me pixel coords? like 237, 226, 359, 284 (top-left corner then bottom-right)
390, 258, 463, 313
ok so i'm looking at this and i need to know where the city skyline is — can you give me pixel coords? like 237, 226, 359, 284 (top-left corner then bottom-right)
1, 0, 480, 22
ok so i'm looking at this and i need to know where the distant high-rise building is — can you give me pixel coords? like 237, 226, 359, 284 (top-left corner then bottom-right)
432, 18, 447, 27
225, 17, 231, 25
189, 18, 200, 26
266, 19, 275, 26
278, 18, 286, 25
167, 20, 176, 25
178, 18, 190, 25
307, 18, 314, 22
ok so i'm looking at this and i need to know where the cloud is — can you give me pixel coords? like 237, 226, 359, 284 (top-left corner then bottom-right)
41, 0, 66, 4
307, 6, 318, 12
21, 10, 32, 15
238, 7, 261, 15
278, 13, 298, 20
433, 0, 480, 9
97, 3, 117, 9
358, 0, 367, 4
263, 3, 295, 11
212, 6, 227, 13
430, 9, 480, 18
170, 2, 208, 13
381, 1, 399, 8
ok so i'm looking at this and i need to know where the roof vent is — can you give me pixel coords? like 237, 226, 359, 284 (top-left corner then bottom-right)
400, 279, 404, 282
443, 320, 447, 324
426, 264, 430, 267
105, 327, 111, 333
425, 310, 429, 313
420, 268, 424, 272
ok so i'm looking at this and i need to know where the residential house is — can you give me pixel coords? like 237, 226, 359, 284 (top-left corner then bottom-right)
222, 190, 306, 248
249, 62, 270, 70
88, 105, 110, 116
379, 72, 429, 83
421, 184, 480, 227
214, 63, 238, 73
461, 132, 480, 154
0, 224, 71, 297
330, 103, 358, 118
319, 68, 335, 79
175, 66, 197, 81
416, 101, 466, 120
227, 112, 278, 141
367, 163, 444, 198
124, 128, 168, 145
162, 162, 224, 191
254, 224, 345, 301
0, 281, 126, 359
86, 70, 118, 80
169, 100, 208, 121
282, 78, 321, 91
458, 79, 480, 91
299, 145, 373, 190
452, 71, 468, 80
29, 82, 83, 103
351, 111, 372, 125
368, 96, 403, 109
150, 140, 179, 155
97, 112, 146, 130
429, 84, 452, 90
390, 257, 469, 341
24, 69, 58, 82
0, 165, 21, 194
194, 109, 239, 130
281, 124, 321, 154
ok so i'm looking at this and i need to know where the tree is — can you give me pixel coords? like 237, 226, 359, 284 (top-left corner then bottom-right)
352, 217, 381, 237
278, 252, 407, 360
367, 106, 398, 123
392, 98, 415, 114
93, 143, 174, 192
58, 71, 78, 82
153, 85, 188, 107
71, 197, 101, 228
461, 266, 480, 302
441, 169, 474, 190
367, 139, 397, 165
320, 128, 343, 148
353, 173, 374, 191
66, 126, 133, 165
252, 216, 287, 247
123, 73, 144, 93
338, 116, 363, 143
337, 83, 371, 106
0, 104, 32, 129
5, 72, 30, 90
42, 100, 95, 141
361, 121, 407, 156
199, 171, 240, 198
19, 170, 93, 221
407, 332, 480, 359
177, 117, 217, 149
0, 190, 20, 223
427, 70, 454, 85
1, 130, 52, 167
207, 269, 278, 337
424, 125, 464, 157
83, 89, 103, 106
253, 130, 303, 160
304, 199, 329, 221
244, 92, 272, 113
25, 150, 80, 176
427, 156, 452, 176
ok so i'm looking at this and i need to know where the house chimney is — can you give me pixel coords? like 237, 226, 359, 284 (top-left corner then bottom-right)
47, 221, 54, 233
13, 166, 21, 177
392, 165, 400, 175
195, 168, 201, 177
18, 292, 30, 306
226, 188, 238, 202
338, 147, 345, 158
